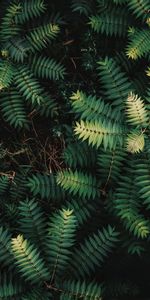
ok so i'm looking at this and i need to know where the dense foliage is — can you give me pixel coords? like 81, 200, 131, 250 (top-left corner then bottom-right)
0, 0, 150, 299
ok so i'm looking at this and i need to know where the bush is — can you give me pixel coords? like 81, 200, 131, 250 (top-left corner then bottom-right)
0, 0, 150, 299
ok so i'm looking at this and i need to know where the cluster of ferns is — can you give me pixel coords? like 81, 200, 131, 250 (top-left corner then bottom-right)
0, 0, 150, 299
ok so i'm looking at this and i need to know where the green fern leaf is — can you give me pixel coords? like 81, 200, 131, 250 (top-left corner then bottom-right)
0, 227, 13, 266
63, 141, 97, 169
70, 225, 119, 278
63, 197, 97, 225
0, 176, 10, 196
15, 0, 46, 24
89, 8, 129, 37
0, 2, 21, 41
46, 209, 77, 280
112, 0, 127, 4
0, 88, 30, 129
58, 280, 103, 300
127, 240, 145, 256
74, 120, 124, 150
5, 38, 30, 63
97, 57, 132, 106
0, 59, 14, 90
70, 90, 122, 122
35, 93, 58, 118
22, 288, 52, 300
18, 199, 46, 245
56, 169, 100, 199
71, 0, 92, 16
27, 173, 65, 200
11, 234, 49, 284
96, 0, 111, 13
135, 160, 150, 210
114, 167, 150, 239
15, 66, 45, 105
0, 272, 25, 299
27, 23, 60, 51
97, 148, 127, 186
125, 216, 149, 239
127, 0, 150, 23
115, 50, 135, 74
126, 29, 150, 60
9, 167, 30, 202
30, 54, 66, 80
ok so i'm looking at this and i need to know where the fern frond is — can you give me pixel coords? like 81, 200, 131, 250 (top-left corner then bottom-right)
3, 203, 18, 227
127, 240, 145, 256
89, 8, 129, 37
115, 51, 135, 74
0, 2, 21, 41
97, 148, 127, 186
146, 66, 150, 77
0, 89, 30, 129
0, 227, 13, 266
70, 90, 122, 122
146, 88, 150, 109
58, 280, 103, 300
97, 57, 131, 106
131, 72, 149, 96
27, 23, 60, 51
112, 0, 127, 4
11, 234, 49, 284
70, 225, 119, 278
135, 160, 150, 210
63, 141, 97, 169
5, 38, 30, 63
146, 17, 150, 26
10, 167, 30, 202
126, 92, 149, 126
30, 54, 66, 80
63, 197, 97, 225
71, 0, 92, 16
125, 216, 149, 239
35, 93, 58, 118
15, 0, 46, 24
49, 11, 65, 25
114, 170, 150, 238
126, 130, 145, 153
0, 59, 14, 90
22, 288, 52, 300
15, 66, 45, 105
46, 209, 77, 280
56, 169, 99, 200
126, 29, 150, 60
18, 199, 46, 245
74, 120, 124, 150
127, 0, 150, 23
27, 173, 65, 200
96, 0, 111, 13
0, 272, 25, 299
0, 176, 10, 195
